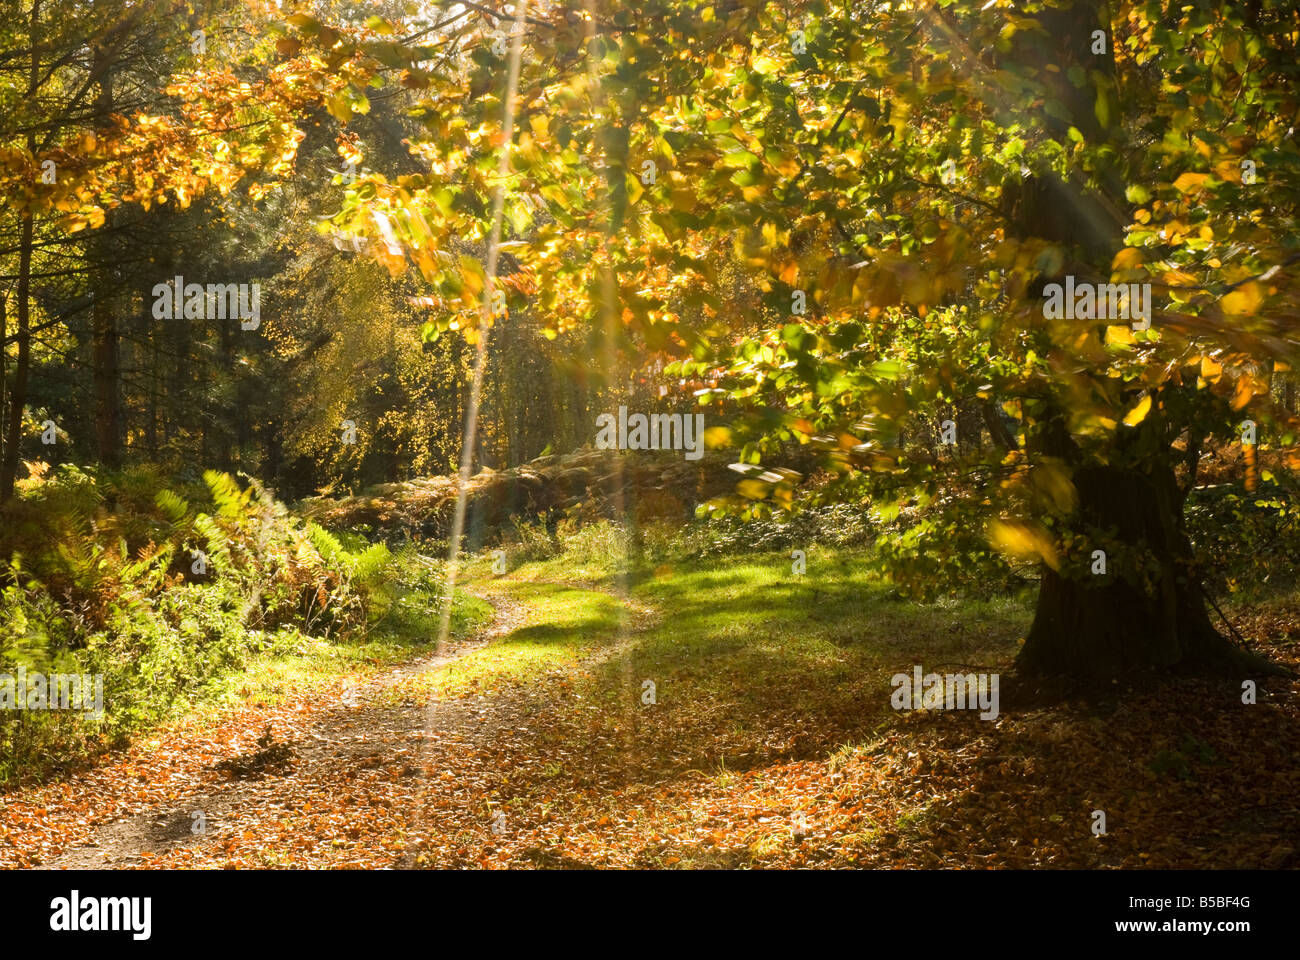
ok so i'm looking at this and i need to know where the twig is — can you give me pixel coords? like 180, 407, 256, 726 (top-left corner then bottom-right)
1197, 580, 1252, 650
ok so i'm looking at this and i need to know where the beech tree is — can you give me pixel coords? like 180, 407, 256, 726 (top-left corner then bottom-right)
258, 0, 1296, 679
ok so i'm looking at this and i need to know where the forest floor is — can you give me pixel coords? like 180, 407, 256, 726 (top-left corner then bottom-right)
3, 550, 1299, 869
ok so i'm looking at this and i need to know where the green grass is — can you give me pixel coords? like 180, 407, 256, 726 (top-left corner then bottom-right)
516, 545, 1029, 674
419, 580, 627, 698
195, 581, 495, 712
455, 545, 1034, 774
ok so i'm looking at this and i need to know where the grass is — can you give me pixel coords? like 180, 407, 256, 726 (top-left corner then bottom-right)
177, 575, 494, 715
383, 543, 1037, 864
418, 580, 626, 698
482, 546, 1033, 775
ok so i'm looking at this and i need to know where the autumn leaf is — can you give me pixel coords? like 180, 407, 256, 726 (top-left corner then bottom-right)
1221, 281, 1264, 317
987, 519, 1059, 570
1122, 393, 1152, 427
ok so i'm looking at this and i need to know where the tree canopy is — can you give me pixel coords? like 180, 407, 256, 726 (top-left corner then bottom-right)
3, 0, 1299, 680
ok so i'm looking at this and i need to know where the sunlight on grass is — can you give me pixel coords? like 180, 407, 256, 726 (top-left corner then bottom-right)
457, 545, 1032, 780
177, 588, 494, 718
418, 581, 625, 698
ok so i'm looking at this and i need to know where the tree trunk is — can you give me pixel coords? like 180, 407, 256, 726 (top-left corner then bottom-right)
1, 1, 40, 501
91, 285, 121, 466
998, 1, 1291, 681
91, 43, 121, 467
0, 294, 7, 479
166, 247, 188, 447
0, 216, 32, 501
217, 302, 233, 470
1018, 458, 1289, 679
146, 325, 159, 458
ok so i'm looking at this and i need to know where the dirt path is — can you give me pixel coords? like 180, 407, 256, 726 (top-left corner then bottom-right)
38, 589, 530, 870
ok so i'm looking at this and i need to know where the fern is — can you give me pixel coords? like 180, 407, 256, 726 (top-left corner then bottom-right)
350, 543, 392, 586
304, 522, 391, 585
122, 542, 175, 593
306, 522, 344, 564
203, 470, 254, 522
154, 488, 191, 524
241, 472, 287, 522
194, 513, 234, 573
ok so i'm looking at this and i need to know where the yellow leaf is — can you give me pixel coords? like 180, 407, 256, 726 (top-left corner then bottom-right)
1221, 281, 1263, 317
1160, 269, 1197, 287
1231, 374, 1263, 411
1111, 248, 1144, 270
703, 426, 731, 448
458, 255, 484, 297
326, 91, 353, 123
1213, 159, 1241, 183
1030, 460, 1077, 513
987, 519, 1059, 571
771, 153, 801, 177
1173, 172, 1208, 193
1105, 325, 1135, 346
1122, 393, 1152, 427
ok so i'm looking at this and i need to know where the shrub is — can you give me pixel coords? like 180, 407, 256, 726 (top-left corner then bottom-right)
0, 466, 415, 784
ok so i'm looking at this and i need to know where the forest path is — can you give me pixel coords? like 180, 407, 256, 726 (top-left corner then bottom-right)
14, 563, 1300, 870
32, 584, 537, 870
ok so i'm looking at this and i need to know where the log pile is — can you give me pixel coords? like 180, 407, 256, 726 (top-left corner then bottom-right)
299, 447, 737, 542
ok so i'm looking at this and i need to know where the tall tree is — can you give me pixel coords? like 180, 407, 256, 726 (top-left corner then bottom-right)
270, 0, 1299, 679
